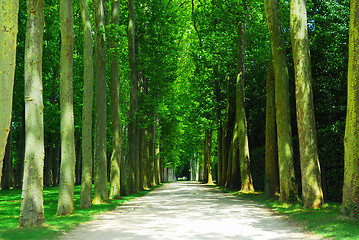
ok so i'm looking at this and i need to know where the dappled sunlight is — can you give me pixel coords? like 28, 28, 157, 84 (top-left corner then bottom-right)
60, 182, 321, 240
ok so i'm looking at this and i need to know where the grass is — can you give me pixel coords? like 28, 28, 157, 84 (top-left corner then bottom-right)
0, 185, 157, 240
218, 187, 359, 239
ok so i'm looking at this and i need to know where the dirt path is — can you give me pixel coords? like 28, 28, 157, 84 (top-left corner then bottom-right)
59, 181, 322, 240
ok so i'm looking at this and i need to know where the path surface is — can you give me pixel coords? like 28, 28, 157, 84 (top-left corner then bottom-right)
59, 181, 322, 240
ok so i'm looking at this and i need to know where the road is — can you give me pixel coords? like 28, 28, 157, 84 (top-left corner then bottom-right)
59, 181, 322, 240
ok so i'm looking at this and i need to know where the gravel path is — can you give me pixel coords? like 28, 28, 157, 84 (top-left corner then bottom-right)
59, 181, 322, 240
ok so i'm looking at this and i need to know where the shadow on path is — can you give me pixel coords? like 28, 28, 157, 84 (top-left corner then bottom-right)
59, 181, 322, 240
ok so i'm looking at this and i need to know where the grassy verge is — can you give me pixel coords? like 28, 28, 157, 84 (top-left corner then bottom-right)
218, 187, 359, 239
0, 184, 158, 240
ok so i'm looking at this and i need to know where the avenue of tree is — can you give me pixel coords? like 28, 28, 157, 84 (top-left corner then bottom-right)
0, 0, 358, 226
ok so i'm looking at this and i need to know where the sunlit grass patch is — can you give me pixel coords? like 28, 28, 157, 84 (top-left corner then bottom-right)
0, 184, 157, 240
220, 187, 359, 239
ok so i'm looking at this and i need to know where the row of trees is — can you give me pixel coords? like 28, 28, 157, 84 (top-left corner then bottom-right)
180, 0, 358, 218
0, 0, 358, 227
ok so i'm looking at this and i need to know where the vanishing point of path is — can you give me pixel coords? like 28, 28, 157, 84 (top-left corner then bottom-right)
59, 181, 322, 240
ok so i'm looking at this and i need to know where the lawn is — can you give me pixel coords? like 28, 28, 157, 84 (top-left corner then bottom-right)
0, 185, 153, 240
226, 189, 359, 239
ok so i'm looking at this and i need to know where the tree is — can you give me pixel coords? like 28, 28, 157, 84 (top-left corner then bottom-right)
341, 0, 359, 218
236, 5, 254, 192
93, 0, 109, 204
204, 130, 213, 184
19, 0, 45, 226
57, 0, 76, 216
264, 0, 298, 202
127, 0, 139, 195
79, 0, 94, 209
0, 0, 18, 186
290, 0, 324, 208
264, 63, 279, 197
109, 0, 122, 200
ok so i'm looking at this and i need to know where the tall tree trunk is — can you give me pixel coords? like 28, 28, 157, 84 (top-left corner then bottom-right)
221, 76, 230, 186
127, 0, 139, 195
236, 14, 254, 193
14, 110, 25, 188
265, 63, 279, 197
57, 0, 76, 216
79, 0, 94, 209
140, 128, 147, 189
0, 0, 18, 186
148, 124, 156, 187
2, 128, 12, 190
290, 0, 324, 208
155, 120, 161, 185
264, 0, 298, 202
109, 0, 122, 200
19, 0, 45, 226
93, 0, 109, 203
217, 127, 223, 185
225, 138, 234, 188
53, 140, 61, 186
341, 0, 359, 218
205, 130, 213, 184
230, 123, 240, 189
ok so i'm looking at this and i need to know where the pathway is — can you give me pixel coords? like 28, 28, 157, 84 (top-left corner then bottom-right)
59, 181, 322, 240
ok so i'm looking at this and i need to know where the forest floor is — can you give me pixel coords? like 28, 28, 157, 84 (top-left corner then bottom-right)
58, 181, 323, 240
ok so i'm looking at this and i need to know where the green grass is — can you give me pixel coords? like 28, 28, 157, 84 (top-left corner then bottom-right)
218, 188, 359, 239
0, 185, 157, 240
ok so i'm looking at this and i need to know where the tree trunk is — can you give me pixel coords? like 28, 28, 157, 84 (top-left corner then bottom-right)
127, 0, 139, 195
2, 128, 12, 190
0, 0, 18, 186
19, 0, 45, 226
225, 138, 234, 188
264, 0, 298, 202
57, 0, 76, 216
14, 110, 25, 188
236, 15, 254, 193
79, 0, 94, 209
140, 128, 147, 189
155, 122, 161, 185
148, 124, 156, 187
216, 127, 222, 185
109, 0, 122, 200
93, 0, 109, 204
205, 130, 213, 184
221, 76, 230, 186
341, 0, 359, 218
230, 123, 240, 189
290, 0, 324, 208
53, 140, 61, 186
265, 63, 279, 197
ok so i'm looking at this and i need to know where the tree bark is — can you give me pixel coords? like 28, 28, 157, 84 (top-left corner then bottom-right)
2, 128, 12, 190
79, 0, 94, 209
264, 0, 298, 202
341, 0, 359, 218
205, 130, 213, 184
265, 63, 279, 197
0, 0, 18, 186
236, 14, 254, 193
221, 76, 230, 186
19, 0, 45, 226
109, 0, 122, 200
290, 0, 324, 208
57, 0, 76, 216
93, 0, 109, 203
127, 0, 139, 195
